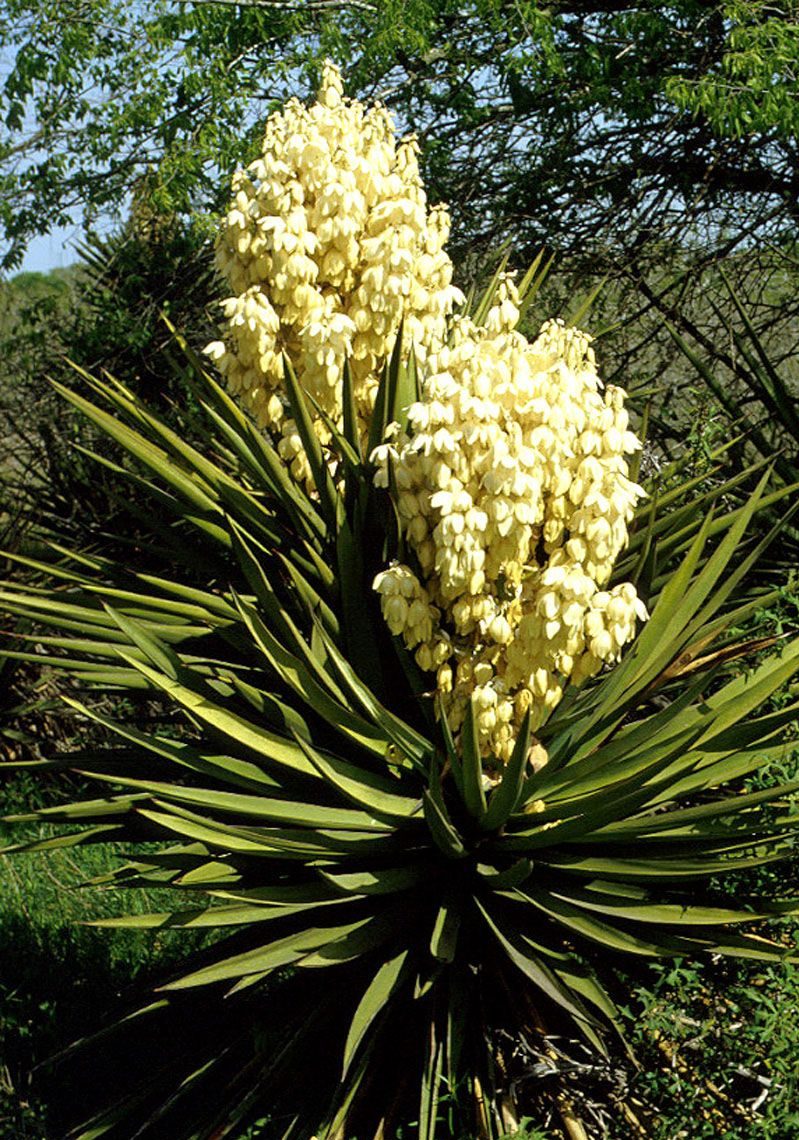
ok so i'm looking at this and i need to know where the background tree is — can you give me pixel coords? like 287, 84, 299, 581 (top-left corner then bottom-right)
3, 0, 798, 455
2, 0, 798, 272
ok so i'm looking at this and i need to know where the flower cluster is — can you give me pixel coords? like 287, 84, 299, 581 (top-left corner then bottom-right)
372, 277, 647, 763
205, 62, 463, 463
206, 66, 647, 767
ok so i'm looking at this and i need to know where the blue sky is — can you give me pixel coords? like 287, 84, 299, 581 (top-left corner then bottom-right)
18, 223, 81, 275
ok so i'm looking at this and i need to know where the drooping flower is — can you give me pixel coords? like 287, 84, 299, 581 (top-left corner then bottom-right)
206, 61, 463, 457
372, 277, 647, 763
208, 65, 647, 766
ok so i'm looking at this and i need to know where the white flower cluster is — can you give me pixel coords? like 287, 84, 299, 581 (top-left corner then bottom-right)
372, 277, 647, 764
205, 66, 647, 769
205, 62, 463, 465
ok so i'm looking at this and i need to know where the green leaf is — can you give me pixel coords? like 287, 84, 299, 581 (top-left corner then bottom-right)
140, 801, 401, 859
199, 391, 327, 545
4, 794, 147, 823
231, 592, 390, 758
276, 549, 339, 638
317, 865, 431, 896
481, 709, 532, 831
460, 697, 487, 820
135, 806, 278, 854
367, 318, 405, 458
0, 824, 121, 854
210, 883, 340, 906
476, 858, 534, 890
335, 513, 386, 687
62, 694, 283, 792
79, 770, 396, 832
228, 521, 304, 647
114, 653, 320, 778
317, 624, 434, 770
104, 604, 182, 679
475, 898, 594, 1021
342, 949, 409, 1077
519, 888, 703, 956
419, 1003, 445, 1140
536, 849, 791, 881
436, 695, 462, 795
389, 338, 418, 434
341, 357, 363, 462
588, 775, 799, 841
53, 377, 220, 515
470, 252, 511, 326
298, 907, 406, 967
552, 963, 626, 1055
662, 323, 793, 481
281, 352, 343, 530
430, 895, 461, 962
565, 473, 773, 760
87, 898, 352, 930
423, 783, 467, 860
160, 916, 377, 989
290, 732, 423, 822
549, 881, 798, 927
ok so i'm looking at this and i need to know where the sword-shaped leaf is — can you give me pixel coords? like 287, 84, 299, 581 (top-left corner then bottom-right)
160, 916, 377, 989
114, 655, 321, 777
476, 899, 595, 1022
291, 734, 422, 821
342, 948, 409, 1077
460, 696, 487, 820
231, 592, 390, 757
481, 709, 532, 831
281, 353, 343, 531
78, 770, 396, 832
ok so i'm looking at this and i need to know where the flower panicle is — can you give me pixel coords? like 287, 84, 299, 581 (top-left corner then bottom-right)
207, 66, 648, 768
372, 278, 647, 765
206, 61, 463, 466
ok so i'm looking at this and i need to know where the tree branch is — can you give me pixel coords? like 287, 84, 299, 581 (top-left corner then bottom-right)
175, 0, 377, 10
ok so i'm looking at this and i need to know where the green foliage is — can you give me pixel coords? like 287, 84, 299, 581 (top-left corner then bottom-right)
61, 221, 217, 405
0, 267, 74, 409
3, 326, 799, 1137
2, 1, 799, 272
0, 0, 319, 268
666, 1, 799, 140
0, 206, 216, 562
664, 269, 799, 471
0, 201, 215, 397
0, 771, 213, 1138
620, 955, 799, 1138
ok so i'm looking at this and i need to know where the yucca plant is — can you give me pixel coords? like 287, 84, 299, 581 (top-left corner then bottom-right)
3, 65, 799, 1140
659, 271, 799, 581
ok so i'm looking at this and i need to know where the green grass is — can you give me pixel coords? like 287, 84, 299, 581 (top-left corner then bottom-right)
0, 771, 210, 1139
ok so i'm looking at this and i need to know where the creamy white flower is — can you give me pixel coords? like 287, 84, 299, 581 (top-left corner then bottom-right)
372, 285, 647, 764
208, 62, 463, 470
210, 64, 647, 770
